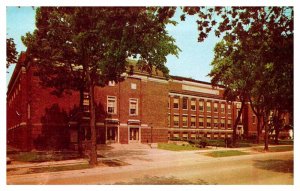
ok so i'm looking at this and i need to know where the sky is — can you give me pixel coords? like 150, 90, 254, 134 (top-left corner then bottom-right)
6, 6, 221, 85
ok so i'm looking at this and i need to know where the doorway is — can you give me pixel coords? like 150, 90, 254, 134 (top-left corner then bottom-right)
129, 127, 140, 143
106, 126, 118, 143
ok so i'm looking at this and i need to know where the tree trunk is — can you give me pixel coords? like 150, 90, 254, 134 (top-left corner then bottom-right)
274, 110, 282, 145
77, 89, 84, 157
256, 115, 261, 144
232, 101, 245, 147
264, 115, 269, 151
88, 81, 98, 166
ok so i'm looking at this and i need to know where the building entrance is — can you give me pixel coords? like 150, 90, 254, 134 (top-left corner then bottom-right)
107, 126, 118, 143
129, 127, 140, 142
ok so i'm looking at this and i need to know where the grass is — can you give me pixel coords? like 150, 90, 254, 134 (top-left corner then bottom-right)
158, 143, 200, 151
10, 151, 83, 163
29, 163, 91, 174
253, 159, 293, 173
252, 145, 293, 152
206, 150, 249, 158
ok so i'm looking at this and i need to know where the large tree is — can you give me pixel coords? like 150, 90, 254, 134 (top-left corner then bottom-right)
22, 7, 180, 166
209, 40, 254, 147
207, 7, 293, 150
7, 38, 18, 68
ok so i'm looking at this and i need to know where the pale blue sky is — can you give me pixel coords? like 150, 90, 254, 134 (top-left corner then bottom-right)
6, 7, 221, 85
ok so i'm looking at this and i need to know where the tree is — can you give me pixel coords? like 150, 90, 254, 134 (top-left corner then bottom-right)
209, 40, 254, 147
207, 7, 293, 151
22, 7, 180, 166
7, 38, 18, 68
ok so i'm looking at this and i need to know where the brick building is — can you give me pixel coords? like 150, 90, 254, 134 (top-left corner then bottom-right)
7, 53, 267, 151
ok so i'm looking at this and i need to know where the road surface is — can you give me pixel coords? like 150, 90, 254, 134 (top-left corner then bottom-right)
7, 148, 293, 185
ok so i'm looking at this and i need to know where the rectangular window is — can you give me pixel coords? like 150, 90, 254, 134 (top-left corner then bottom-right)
221, 103, 225, 113
228, 119, 232, 129
107, 96, 117, 114
221, 119, 225, 128
182, 115, 188, 127
168, 97, 170, 108
173, 97, 179, 109
191, 99, 196, 111
182, 97, 188, 110
199, 100, 204, 112
174, 115, 179, 127
108, 80, 115, 86
129, 98, 138, 115
252, 115, 256, 124
214, 102, 218, 112
168, 114, 170, 127
207, 102, 211, 112
191, 116, 196, 127
199, 117, 204, 127
214, 118, 218, 128
206, 117, 211, 128
131, 83, 137, 89
228, 104, 232, 114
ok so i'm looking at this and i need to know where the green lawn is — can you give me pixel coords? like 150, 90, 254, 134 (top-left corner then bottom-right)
252, 145, 293, 152
158, 143, 200, 151
206, 150, 249, 157
10, 151, 83, 163
29, 163, 91, 174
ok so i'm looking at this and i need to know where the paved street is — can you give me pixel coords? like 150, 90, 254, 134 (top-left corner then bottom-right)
7, 145, 293, 185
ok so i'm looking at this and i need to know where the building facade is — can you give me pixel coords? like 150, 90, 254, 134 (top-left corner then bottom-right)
7, 53, 262, 151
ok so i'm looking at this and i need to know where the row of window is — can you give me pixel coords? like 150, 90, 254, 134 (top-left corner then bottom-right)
107, 96, 138, 115
170, 132, 232, 139
169, 96, 232, 113
169, 115, 232, 129
8, 84, 21, 107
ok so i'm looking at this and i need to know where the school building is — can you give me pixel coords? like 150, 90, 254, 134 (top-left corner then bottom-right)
7, 52, 283, 151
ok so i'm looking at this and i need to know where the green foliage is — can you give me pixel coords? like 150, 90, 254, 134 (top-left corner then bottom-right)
158, 143, 199, 151
6, 38, 18, 68
206, 150, 249, 158
22, 7, 180, 93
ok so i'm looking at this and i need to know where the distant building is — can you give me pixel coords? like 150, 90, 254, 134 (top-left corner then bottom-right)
7, 52, 272, 151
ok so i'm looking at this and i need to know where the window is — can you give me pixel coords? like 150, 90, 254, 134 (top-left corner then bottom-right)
168, 97, 170, 108
199, 100, 204, 112
174, 115, 179, 127
221, 103, 225, 113
228, 104, 232, 114
191, 116, 196, 127
107, 96, 117, 114
191, 99, 196, 111
214, 118, 218, 128
83, 93, 90, 112
108, 80, 115, 86
168, 114, 170, 127
182, 133, 188, 140
182, 115, 188, 127
221, 119, 225, 128
199, 117, 204, 127
252, 115, 256, 124
173, 97, 179, 109
228, 119, 232, 129
207, 102, 211, 112
182, 97, 188, 110
131, 83, 137, 89
129, 98, 138, 115
206, 117, 211, 128
214, 102, 218, 112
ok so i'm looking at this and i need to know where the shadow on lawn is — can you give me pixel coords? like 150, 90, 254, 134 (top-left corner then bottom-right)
253, 159, 293, 174
114, 175, 213, 185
